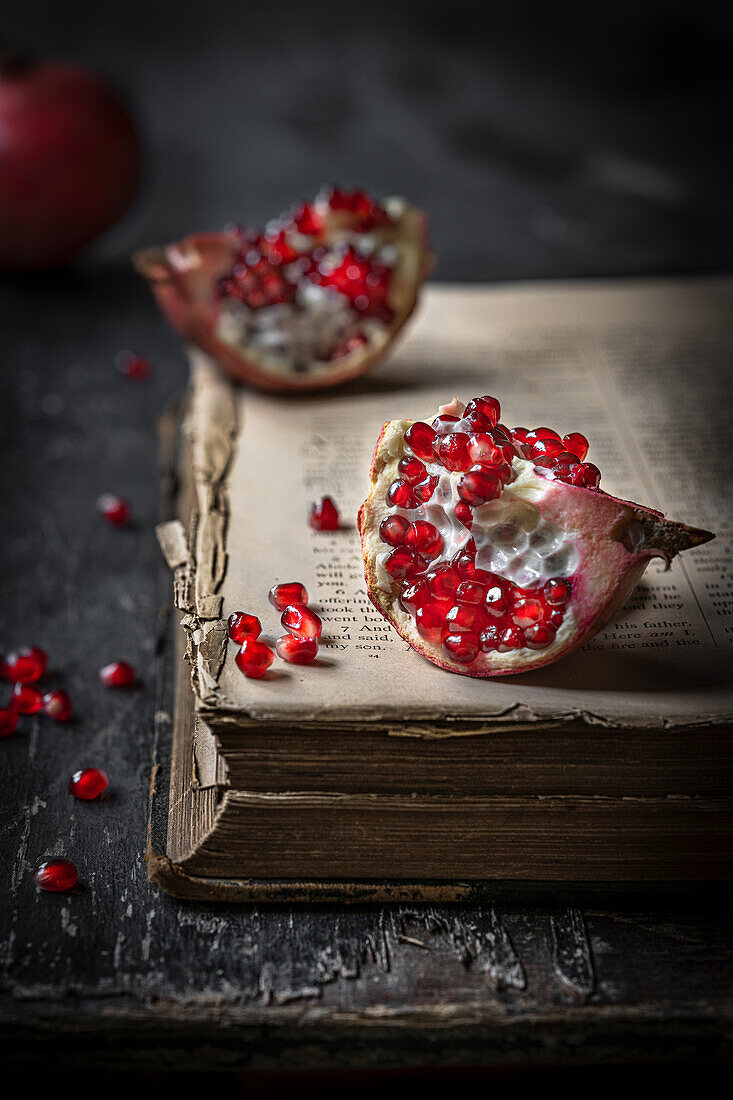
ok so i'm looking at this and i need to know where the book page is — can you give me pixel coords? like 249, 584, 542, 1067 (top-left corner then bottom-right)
204, 277, 733, 728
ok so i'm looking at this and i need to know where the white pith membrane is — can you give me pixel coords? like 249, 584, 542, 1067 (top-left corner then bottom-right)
358, 400, 691, 677
214, 195, 428, 380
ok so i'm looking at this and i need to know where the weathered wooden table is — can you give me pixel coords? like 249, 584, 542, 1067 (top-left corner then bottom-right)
2, 0, 732, 1069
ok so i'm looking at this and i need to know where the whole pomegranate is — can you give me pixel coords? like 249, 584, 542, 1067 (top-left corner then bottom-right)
0, 48, 141, 270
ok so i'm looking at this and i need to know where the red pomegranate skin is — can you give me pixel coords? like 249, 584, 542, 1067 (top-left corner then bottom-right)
0, 60, 142, 270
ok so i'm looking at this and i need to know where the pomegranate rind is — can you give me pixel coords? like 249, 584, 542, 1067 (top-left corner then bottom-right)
134, 200, 434, 392
358, 413, 713, 678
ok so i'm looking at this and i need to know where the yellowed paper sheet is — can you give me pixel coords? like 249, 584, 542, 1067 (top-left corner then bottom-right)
186, 277, 733, 729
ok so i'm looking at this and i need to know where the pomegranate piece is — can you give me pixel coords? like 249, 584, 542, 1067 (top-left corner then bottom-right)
135, 187, 433, 393
97, 494, 131, 527
32, 859, 78, 892
358, 394, 713, 677
0, 708, 19, 738
0, 54, 141, 271
4, 645, 47, 683
275, 635, 319, 665
235, 639, 275, 679
99, 661, 135, 688
11, 683, 43, 714
69, 767, 109, 800
42, 690, 72, 722
310, 496, 340, 530
268, 581, 308, 610
281, 605, 323, 639
115, 350, 151, 379
227, 612, 262, 644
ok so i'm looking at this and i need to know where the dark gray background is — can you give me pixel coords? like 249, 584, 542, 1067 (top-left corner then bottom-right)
1, 0, 732, 1076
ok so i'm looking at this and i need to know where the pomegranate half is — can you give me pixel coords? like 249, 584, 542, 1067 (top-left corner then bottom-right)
134, 186, 433, 392
358, 396, 713, 677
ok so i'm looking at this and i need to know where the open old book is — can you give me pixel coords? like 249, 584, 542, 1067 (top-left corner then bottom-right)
148, 277, 733, 901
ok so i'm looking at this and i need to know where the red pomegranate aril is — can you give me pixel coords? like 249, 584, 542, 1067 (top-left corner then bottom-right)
569, 462, 602, 489
310, 495, 340, 530
227, 612, 262, 644
386, 479, 417, 509
434, 433, 471, 472
68, 767, 109, 800
468, 433, 504, 466
530, 438, 565, 459
457, 469, 501, 506
463, 410, 491, 432
563, 432, 589, 461
404, 422, 437, 461
115, 350, 151, 379
42, 690, 72, 722
549, 608, 565, 627
383, 546, 426, 581
276, 634, 318, 665
4, 645, 47, 684
0, 708, 19, 738
379, 514, 410, 547
465, 396, 501, 425
454, 501, 473, 528
480, 624, 502, 652
511, 427, 530, 444
33, 859, 78, 893
427, 564, 460, 601
432, 413, 460, 435
413, 476, 439, 504
443, 631, 479, 664
485, 585, 508, 618
281, 604, 323, 639
415, 602, 451, 644
398, 456, 427, 484
99, 661, 135, 688
11, 683, 43, 714
544, 579, 571, 606
526, 427, 561, 444
268, 581, 308, 610
235, 639, 275, 679
524, 623, 556, 649
510, 598, 546, 628
97, 494, 130, 527
498, 625, 526, 651
292, 201, 323, 236
455, 580, 487, 605
400, 579, 429, 612
405, 521, 442, 558
446, 603, 487, 633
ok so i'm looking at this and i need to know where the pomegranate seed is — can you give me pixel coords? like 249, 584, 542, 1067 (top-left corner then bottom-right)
235, 639, 275, 679
269, 582, 308, 610
68, 767, 109, 800
97, 494, 131, 527
485, 584, 508, 618
42, 690, 72, 722
99, 661, 135, 688
427, 564, 460, 601
511, 427, 530, 444
11, 683, 43, 714
526, 427, 561, 443
398, 456, 427, 484
227, 612, 262, 643
432, 414, 460, 435
308, 245, 392, 318
458, 469, 502, 506
549, 608, 565, 627
446, 604, 488, 633
115, 350, 152, 380
281, 604, 323, 639
4, 646, 47, 684
530, 438, 565, 459
261, 228, 299, 265
479, 624, 502, 652
413, 476, 439, 504
463, 410, 491, 432
0, 708, 19, 738
405, 521, 442, 558
434, 433, 471, 472
379, 514, 409, 547
220, 252, 297, 309
468, 433, 504, 466
525, 623, 556, 649
443, 631, 479, 664
498, 625, 525, 651
386, 479, 416, 508
33, 859, 78, 892
569, 462, 601, 489
465, 396, 500, 425
400, 579, 429, 611
563, 432, 589, 461
276, 634, 319, 664
510, 597, 546, 628
310, 495, 340, 530
404, 422, 437, 461
455, 580, 487, 605
292, 201, 323, 235
544, 579, 571, 606
383, 546, 426, 581
454, 501, 473, 528
414, 602, 451, 644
